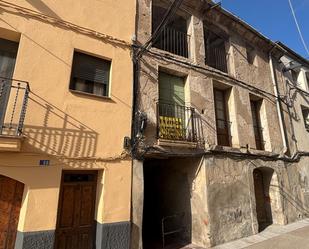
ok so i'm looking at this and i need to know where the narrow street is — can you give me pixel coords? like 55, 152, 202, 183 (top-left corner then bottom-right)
166, 219, 309, 249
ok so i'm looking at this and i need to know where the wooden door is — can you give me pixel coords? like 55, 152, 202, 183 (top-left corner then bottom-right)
253, 169, 268, 230
250, 100, 264, 150
55, 171, 97, 249
0, 175, 24, 249
214, 89, 230, 146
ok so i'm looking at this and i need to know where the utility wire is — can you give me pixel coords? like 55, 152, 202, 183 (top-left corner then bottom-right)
288, 0, 309, 57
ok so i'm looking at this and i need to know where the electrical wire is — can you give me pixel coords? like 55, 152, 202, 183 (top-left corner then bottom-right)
288, 0, 309, 57
0, 0, 130, 48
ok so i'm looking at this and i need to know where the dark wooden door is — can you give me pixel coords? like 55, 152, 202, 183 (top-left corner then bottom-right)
55, 171, 97, 249
214, 89, 230, 146
0, 175, 24, 249
253, 169, 268, 231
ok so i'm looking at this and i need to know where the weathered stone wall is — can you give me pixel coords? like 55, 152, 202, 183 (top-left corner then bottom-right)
136, 0, 283, 153
135, 1, 309, 248
205, 155, 309, 246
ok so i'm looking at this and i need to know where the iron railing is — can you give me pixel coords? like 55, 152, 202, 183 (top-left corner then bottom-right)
153, 26, 190, 58
205, 46, 228, 73
161, 212, 187, 248
0, 77, 30, 136
157, 102, 204, 144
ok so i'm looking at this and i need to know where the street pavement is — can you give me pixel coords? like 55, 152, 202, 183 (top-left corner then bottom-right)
158, 218, 309, 249
212, 218, 309, 249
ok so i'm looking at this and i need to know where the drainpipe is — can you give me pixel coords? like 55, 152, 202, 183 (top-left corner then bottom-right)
269, 49, 288, 155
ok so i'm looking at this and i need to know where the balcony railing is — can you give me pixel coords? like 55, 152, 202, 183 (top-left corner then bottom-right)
205, 46, 228, 73
0, 77, 30, 136
157, 102, 204, 144
153, 26, 190, 58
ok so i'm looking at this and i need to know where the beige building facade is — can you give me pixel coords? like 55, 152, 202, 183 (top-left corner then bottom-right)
0, 1, 135, 249
131, 1, 309, 248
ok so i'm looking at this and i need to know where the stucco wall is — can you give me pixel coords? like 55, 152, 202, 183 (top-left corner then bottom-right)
0, 0, 135, 242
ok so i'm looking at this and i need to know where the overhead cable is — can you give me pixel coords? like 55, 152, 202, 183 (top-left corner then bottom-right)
288, 0, 309, 57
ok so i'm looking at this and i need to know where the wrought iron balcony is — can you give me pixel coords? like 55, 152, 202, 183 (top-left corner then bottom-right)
0, 77, 30, 136
153, 26, 190, 58
157, 102, 204, 144
205, 46, 228, 73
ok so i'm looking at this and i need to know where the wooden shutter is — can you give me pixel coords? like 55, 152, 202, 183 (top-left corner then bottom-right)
159, 72, 185, 106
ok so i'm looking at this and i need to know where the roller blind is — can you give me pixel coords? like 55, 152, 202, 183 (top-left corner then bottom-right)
72, 52, 110, 85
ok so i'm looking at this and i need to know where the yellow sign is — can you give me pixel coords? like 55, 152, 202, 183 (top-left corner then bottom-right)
159, 116, 184, 140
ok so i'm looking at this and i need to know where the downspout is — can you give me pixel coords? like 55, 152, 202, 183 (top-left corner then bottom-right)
269, 49, 288, 155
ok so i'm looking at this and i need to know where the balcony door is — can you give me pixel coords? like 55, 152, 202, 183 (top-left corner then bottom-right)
0, 38, 18, 132
250, 100, 264, 150
214, 89, 230, 146
158, 72, 185, 140
205, 30, 227, 73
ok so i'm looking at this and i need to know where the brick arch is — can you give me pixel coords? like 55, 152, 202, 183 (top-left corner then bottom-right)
0, 174, 25, 249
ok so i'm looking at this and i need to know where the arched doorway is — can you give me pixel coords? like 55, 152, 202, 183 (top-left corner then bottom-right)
253, 168, 274, 232
0, 175, 24, 249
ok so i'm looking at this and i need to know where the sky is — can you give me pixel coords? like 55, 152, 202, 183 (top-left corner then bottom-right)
218, 0, 309, 59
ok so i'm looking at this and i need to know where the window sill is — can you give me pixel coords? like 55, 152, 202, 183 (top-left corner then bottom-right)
69, 89, 112, 101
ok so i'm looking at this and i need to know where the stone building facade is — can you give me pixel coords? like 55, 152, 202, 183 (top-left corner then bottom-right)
131, 0, 309, 248
0, 1, 135, 249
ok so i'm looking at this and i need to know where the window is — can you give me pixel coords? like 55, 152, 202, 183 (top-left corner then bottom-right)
214, 88, 230, 146
158, 72, 186, 141
291, 69, 299, 84
152, 3, 189, 58
306, 72, 309, 90
70, 52, 111, 97
204, 29, 228, 73
250, 99, 264, 150
0, 38, 18, 131
246, 44, 256, 65
301, 106, 309, 131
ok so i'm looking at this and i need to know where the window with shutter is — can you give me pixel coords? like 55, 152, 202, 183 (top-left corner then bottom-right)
70, 52, 111, 97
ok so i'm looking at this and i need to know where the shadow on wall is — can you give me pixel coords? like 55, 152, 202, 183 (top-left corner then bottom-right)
25, 0, 61, 19
22, 92, 99, 168
279, 184, 309, 218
